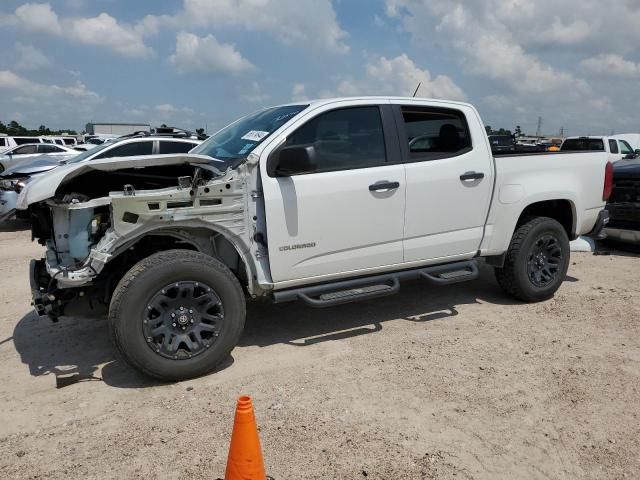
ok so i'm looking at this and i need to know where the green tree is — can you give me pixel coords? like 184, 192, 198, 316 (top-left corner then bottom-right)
8, 120, 27, 135
515, 125, 522, 137
485, 125, 492, 135
195, 128, 205, 136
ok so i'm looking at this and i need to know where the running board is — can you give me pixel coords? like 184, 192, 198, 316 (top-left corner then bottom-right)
272, 260, 479, 308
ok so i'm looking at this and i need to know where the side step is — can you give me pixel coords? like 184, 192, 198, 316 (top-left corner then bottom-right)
272, 260, 479, 308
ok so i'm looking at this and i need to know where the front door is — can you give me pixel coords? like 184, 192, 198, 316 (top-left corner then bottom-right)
261, 104, 406, 284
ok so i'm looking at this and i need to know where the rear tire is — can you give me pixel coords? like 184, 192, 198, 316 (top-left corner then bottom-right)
495, 217, 570, 302
109, 250, 246, 381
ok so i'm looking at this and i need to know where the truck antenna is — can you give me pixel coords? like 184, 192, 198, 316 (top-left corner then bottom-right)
412, 82, 421, 98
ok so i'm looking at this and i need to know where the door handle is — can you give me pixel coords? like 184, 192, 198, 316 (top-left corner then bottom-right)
369, 181, 400, 192
459, 171, 485, 181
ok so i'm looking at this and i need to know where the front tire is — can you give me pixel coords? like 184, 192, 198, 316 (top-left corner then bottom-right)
495, 217, 570, 302
109, 250, 246, 381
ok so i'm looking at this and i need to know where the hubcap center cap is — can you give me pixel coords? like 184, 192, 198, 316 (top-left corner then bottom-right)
176, 313, 190, 326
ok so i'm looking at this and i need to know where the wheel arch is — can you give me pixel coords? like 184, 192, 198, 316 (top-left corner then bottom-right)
516, 198, 576, 239
103, 222, 259, 296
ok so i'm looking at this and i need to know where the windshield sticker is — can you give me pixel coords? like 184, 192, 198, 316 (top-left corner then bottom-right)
238, 143, 253, 155
241, 130, 270, 142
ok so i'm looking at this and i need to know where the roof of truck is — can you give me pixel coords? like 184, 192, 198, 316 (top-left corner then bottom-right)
279, 96, 473, 108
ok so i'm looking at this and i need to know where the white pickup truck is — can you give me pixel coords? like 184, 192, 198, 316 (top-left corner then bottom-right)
20, 97, 611, 381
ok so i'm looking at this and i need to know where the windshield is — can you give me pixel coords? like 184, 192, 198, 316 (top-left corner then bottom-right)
191, 105, 309, 167
561, 138, 604, 151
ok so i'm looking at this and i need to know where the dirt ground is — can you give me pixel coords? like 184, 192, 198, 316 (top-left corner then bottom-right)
0, 222, 638, 480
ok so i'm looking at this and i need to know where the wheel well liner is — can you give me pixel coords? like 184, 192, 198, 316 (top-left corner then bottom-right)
517, 199, 575, 239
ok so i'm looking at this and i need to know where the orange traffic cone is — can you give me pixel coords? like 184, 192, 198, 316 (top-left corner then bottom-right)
225, 395, 266, 480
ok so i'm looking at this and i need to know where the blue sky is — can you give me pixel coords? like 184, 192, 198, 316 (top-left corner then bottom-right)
2, 0, 640, 136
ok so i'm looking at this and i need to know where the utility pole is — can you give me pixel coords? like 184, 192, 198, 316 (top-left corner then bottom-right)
559, 126, 564, 137
535, 116, 543, 137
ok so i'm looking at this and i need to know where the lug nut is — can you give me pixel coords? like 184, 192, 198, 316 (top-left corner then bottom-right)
189, 309, 193, 314
172, 323, 177, 327
190, 319, 194, 324
171, 313, 176, 318
182, 326, 186, 331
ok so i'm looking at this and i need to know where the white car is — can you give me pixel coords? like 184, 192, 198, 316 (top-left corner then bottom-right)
0, 143, 79, 172
561, 135, 636, 162
0, 135, 44, 153
21, 96, 610, 381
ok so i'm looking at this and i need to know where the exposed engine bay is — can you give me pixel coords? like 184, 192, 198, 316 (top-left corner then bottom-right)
25, 154, 268, 319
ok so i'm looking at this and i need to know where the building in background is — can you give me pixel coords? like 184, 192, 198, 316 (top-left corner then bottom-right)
85, 122, 150, 136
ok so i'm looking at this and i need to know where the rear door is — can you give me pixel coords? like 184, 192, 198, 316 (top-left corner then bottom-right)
261, 102, 406, 283
394, 102, 494, 263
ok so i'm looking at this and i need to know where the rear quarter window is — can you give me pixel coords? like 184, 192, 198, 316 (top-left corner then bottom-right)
158, 141, 198, 154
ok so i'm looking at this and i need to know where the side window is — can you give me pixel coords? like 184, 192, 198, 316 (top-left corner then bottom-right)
159, 141, 198, 154
38, 144, 61, 153
15, 137, 38, 145
0, 138, 5, 147
619, 140, 633, 154
14, 145, 38, 154
400, 106, 472, 160
284, 106, 386, 173
609, 139, 619, 154
94, 141, 153, 160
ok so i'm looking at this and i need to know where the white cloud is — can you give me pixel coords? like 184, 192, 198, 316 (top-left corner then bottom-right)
169, 32, 256, 75
0, 70, 102, 127
240, 82, 270, 104
8, 3, 153, 58
320, 54, 465, 101
365, 54, 466, 100
14, 2, 61, 35
15, 43, 52, 70
152, 0, 348, 54
67, 13, 154, 58
0, 70, 101, 104
291, 83, 308, 102
581, 54, 640, 78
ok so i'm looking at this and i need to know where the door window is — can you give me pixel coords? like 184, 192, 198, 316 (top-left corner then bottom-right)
284, 107, 387, 173
14, 145, 38, 154
158, 141, 198, 154
609, 139, 619, 154
94, 141, 153, 160
399, 107, 472, 160
619, 140, 633, 154
38, 144, 63, 153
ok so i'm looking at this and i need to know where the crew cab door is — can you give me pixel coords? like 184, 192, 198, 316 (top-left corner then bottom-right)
393, 102, 494, 262
261, 102, 405, 284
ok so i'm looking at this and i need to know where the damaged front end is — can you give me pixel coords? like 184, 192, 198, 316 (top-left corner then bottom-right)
23, 153, 264, 320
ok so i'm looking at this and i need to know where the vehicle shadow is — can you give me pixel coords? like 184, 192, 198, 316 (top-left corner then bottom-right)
0, 219, 30, 232
12, 264, 523, 389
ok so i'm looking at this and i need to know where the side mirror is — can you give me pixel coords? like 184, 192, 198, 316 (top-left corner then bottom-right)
624, 153, 637, 160
267, 145, 317, 177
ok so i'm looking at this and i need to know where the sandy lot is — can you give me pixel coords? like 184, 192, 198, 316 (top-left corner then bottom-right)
0, 222, 638, 479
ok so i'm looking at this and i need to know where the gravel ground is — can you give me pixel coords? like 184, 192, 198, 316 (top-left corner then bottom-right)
0, 223, 638, 479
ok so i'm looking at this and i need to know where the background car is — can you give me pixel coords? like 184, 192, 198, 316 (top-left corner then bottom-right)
0, 143, 79, 172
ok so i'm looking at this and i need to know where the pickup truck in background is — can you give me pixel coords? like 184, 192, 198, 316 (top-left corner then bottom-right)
19, 96, 611, 381
605, 157, 640, 244
561, 135, 637, 162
